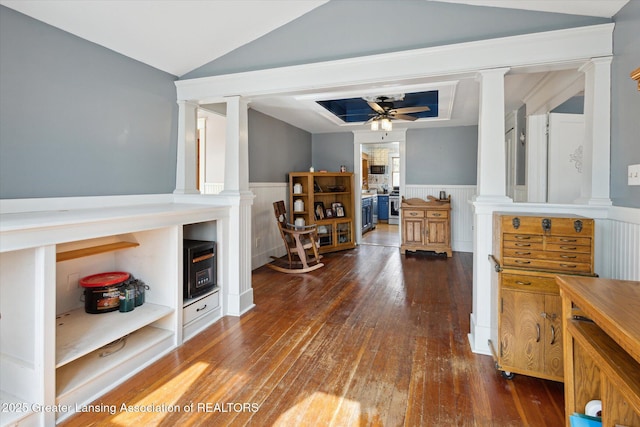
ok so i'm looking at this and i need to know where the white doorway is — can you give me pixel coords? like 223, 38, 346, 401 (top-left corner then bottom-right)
352, 130, 406, 245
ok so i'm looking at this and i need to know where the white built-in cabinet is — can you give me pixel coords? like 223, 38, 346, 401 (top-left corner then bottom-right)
0, 201, 229, 426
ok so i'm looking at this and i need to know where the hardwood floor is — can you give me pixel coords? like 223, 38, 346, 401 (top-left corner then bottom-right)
361, 222, 400, 247
61, 246, 564, 426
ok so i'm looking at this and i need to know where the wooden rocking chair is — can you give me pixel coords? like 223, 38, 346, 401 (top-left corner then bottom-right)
267, 200, 324, 274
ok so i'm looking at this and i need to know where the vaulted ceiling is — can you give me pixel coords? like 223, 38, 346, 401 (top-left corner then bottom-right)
1, 0, 629, 133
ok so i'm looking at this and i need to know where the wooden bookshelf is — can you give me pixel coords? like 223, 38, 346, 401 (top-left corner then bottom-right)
289, 172, 355, 254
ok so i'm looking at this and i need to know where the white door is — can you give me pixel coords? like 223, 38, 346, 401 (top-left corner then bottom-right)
547, 113, 584, 203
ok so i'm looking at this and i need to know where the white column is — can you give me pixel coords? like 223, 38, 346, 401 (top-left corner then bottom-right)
469, 68, 511, 355
576, 57, 613, 206
222, 96, 250, 193
174, 100, 200, 195
474, 68, 512, 204
220, 96, 255, 316
36, 245, 57, 425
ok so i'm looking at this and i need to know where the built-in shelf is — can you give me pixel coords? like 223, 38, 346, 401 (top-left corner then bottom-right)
56, 241, 139, 262
56, 326, 173, 397
1, 199, 228, 426
56, 302, 173, 368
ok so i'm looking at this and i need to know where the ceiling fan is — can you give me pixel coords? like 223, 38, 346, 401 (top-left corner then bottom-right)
365, 95, 431, 130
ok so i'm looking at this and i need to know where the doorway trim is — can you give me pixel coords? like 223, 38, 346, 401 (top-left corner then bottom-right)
353, 129, 407, 244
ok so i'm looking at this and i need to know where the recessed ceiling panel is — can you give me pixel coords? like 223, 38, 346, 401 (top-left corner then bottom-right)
317, 91, 439, 123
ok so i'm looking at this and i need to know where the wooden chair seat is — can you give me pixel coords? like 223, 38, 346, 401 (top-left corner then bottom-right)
267, 200, 324, 274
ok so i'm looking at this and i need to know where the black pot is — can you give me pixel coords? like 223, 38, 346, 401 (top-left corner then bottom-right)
80, 272, 130, 314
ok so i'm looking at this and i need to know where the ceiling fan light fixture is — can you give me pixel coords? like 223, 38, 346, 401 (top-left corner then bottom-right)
370, 119, 379, 131
381, 117, 392, 131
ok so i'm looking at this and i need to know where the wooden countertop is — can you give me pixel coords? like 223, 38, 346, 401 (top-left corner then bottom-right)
401, 196, 451, 208
556, 275, 640, 364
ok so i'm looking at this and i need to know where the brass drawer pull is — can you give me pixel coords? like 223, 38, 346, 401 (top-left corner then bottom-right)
515, 260, 531, 264
515, 243, 531, 247
515, 251, 531, 255
560, 246, 577, 250
536, 323, 541, 343
560, 238, 577, 243
561, 255, 577, 259
432, 213, 441, 217
515, 280, 532, 286
560, 264, 577, 268
515, 235, 531, 240
550, 325, 556, 345
409, 212, 418, 216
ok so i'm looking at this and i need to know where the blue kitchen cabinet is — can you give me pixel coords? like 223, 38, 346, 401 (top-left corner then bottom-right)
378, 195, 389, 221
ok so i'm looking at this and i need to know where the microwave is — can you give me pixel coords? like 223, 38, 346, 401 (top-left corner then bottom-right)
370, 165, 386, 174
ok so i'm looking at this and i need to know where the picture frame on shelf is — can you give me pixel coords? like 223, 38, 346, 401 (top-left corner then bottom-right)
332, 202, 345, 218
314, 202, 325, 220
313, 181, 323, 193
325, 208, 334, 218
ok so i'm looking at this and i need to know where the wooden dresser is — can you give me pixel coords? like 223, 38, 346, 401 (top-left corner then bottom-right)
557, 276, 640, 427
490, 213, 596, 382
400, 196, 451, 257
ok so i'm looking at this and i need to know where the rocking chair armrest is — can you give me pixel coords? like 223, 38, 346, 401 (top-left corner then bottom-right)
282, 224, 318, 236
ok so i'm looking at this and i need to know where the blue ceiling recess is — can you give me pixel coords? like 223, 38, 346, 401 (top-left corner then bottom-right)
317, 91, 439, 123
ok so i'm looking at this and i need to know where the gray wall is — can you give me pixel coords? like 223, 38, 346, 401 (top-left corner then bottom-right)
0, 6, 179, 199
310, 127, 477, 185
552, 96, 584, 114
183, 1, 606, 79
311, 133, 354, 173
611, 0, 640, 208
248, 110, 311, 182
406, 126, 478, 185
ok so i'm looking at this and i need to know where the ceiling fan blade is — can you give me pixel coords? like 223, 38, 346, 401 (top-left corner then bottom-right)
393, 106, 430, 114
392, 114, 418, 121
368, 101, 385, 114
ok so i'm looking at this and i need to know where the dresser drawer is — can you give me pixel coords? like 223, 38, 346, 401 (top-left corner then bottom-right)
503, 257, 593, 274
545, 242, 592, 254
183, 291, 219, 324
404, 209, 424, 218
544, 218, 594, 236
427, 210, 448, 219
501, 272, 559, 293
503, 233, 543, 243
545, 236, 592, 246
499, 215, 594, 236
503, 240, 544, 251
504, 248, 592, 263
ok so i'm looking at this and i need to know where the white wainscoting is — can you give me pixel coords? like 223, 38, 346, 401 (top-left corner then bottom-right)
602, 206, 640, 281
249, 183, 288, 270
404, 185, 476, 253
